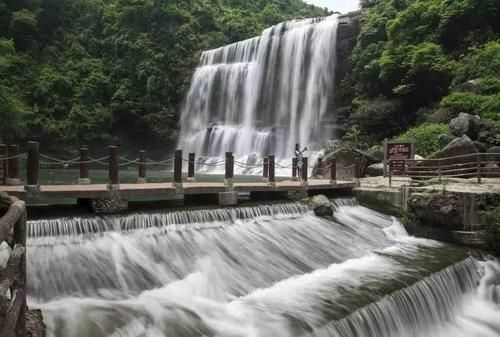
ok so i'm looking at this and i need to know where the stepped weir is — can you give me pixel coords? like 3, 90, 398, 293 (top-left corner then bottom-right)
25, 199, 500, 337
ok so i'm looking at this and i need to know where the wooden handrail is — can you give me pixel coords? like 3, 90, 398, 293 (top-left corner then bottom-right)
0, 193, 27, 337
388, 153, 500, 186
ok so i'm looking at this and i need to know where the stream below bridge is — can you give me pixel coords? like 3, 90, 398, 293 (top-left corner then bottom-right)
23, 199, 500, 337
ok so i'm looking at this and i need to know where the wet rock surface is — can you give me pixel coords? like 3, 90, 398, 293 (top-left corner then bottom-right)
431, 135, 478, 158
366, 163, 384, 177
449, 113, 481, 139
92, 196, 128, 214
309, 195, 333, 217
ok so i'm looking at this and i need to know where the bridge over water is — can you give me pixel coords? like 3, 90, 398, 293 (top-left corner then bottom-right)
0, 142, 357, 207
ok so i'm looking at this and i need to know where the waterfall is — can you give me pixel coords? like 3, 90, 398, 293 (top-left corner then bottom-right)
26, 201, 500, 337
177, 16, 340, 173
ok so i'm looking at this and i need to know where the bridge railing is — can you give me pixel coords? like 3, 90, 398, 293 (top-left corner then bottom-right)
0, 193, 27, 337
388, 152, 500, 186
0, 142, 358, 188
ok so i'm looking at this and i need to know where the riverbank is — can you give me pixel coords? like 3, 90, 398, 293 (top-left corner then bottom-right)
355, 176, 500, 249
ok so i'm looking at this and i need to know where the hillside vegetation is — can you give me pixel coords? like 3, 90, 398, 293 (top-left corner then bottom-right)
0, 0, 327, 154
342, 0, 499, 149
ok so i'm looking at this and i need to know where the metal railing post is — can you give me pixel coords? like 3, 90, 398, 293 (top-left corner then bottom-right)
187, 152, 195, 182
26, 141, 39, 191
330, 159, 337, 185
6, 145, 20, 186
263, 156, 269, 182
108, 146, 119, 189
388, 161, 392, 187
79, 147, 90, 184
138, 150, 147, 184
268, 155, 275, 186
476, 153, 481, 184
0, 144, 6, 185
438, 159, 442, 184
302, 157, 308, 185
292, 158, 298, 181
225, 152, 234, 189
174, 149, 182, 186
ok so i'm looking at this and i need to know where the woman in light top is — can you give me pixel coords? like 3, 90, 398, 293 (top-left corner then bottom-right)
295, 143, 307, 180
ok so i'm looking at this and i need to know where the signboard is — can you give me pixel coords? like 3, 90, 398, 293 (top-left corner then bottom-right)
383, 139, 415, 175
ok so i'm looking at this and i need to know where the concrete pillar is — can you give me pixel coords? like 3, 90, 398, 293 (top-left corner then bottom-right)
79, 147, 90, 184
218, 191, 238, 206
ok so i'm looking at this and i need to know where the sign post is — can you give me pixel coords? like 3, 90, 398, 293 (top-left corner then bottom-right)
383, 139, 415, 176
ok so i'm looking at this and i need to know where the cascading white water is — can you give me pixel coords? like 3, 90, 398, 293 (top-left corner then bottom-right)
26, 200, 500, 337
178, 16, 340, 173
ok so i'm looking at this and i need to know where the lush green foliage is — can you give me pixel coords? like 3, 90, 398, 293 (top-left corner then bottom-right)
350, 97, 404, 140
482, 207, 500, 255
396, 123, 448, 156
345, 0, 499, 142
0, 0, 326, 153
440, 92, 500, 121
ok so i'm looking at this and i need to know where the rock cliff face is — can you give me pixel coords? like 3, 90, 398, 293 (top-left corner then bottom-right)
332, 11, 362, 137
408, 191, 500, 231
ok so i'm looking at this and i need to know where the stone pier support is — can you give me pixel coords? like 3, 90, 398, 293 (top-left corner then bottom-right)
218, 191, 238, 206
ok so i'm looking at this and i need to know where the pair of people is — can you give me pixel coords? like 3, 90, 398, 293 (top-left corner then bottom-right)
295, 143, 307, 180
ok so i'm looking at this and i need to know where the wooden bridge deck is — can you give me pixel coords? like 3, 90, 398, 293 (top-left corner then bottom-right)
0, 179, 355, 201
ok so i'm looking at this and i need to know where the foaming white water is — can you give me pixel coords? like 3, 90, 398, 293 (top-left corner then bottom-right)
177, 16, 339, 174
27, 203, 309, 239
310, 258, 500, 337
27, 200, 500, 337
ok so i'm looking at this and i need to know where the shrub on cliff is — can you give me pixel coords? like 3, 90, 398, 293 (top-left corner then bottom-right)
347, 0, 499, 142
350, 97, 405, 140
440, 92, 500, 121
396, 123, 448, 156
482, 207, 500, 255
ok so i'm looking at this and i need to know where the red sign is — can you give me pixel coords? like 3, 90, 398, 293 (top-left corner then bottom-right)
387, 142, 412, 172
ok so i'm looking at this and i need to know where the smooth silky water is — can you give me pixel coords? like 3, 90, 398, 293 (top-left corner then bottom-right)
178, 16, 341, 174
26, 199, 500, 337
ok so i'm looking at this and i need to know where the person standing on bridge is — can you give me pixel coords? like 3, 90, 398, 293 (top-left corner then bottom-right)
295, 143, 307, 181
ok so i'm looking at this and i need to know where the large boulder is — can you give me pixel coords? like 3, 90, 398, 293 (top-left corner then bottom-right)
309, 195, 333, 217
473, 141, 488, 153
486, 146, 500, 154
408, 192, 464, 230
437, 133, 457, 149
450, 78, 484, 93
366, 163, 384, 177
367, 145, 384, 162
431, 135, 478, 159
486, 146, 500, 163
449, 113, 482, 139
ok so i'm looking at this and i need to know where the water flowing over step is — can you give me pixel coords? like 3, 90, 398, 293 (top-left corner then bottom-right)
27, 203, 310, 238
178, 16, 340, 173
26, 200, 500, 337
310, 259, 500, 337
